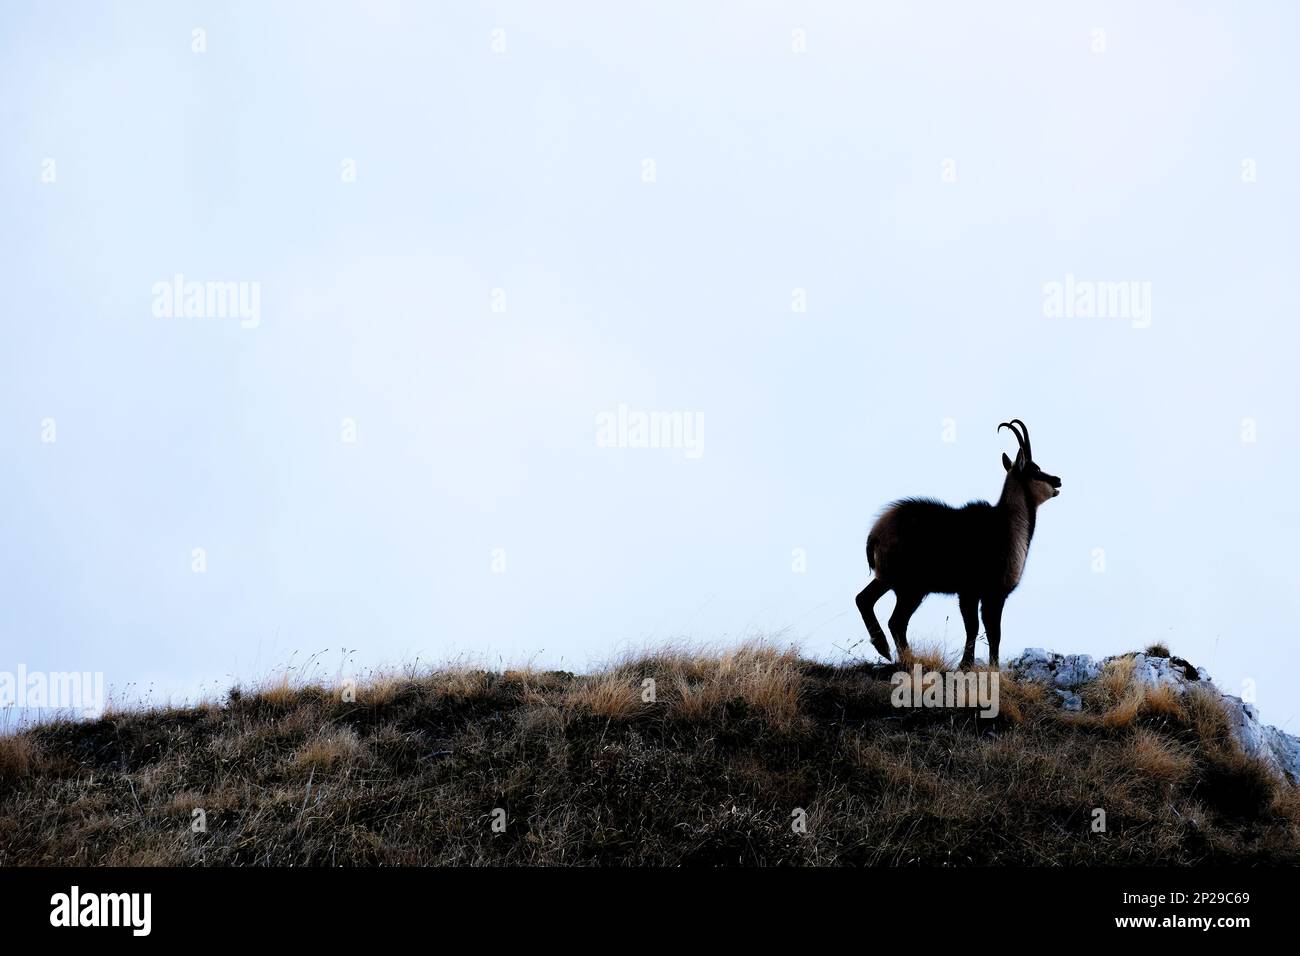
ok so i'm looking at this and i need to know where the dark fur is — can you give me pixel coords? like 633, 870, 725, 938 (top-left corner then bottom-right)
856, 421, 1060, 668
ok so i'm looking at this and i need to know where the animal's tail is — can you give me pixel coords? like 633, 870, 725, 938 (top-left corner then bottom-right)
866, 532, 877, 572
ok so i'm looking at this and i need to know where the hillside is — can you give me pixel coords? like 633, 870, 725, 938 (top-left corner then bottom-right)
2, 643, 1298, 866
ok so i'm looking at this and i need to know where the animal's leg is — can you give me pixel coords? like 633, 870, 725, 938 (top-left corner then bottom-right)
958, 593, 980, 668
981, 593, 1006, 669
855, 579, 891, 659
888, 590, 924, 661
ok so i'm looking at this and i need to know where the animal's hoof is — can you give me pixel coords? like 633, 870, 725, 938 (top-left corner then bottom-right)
958, 658, 974, 669
869, 635, 891, 659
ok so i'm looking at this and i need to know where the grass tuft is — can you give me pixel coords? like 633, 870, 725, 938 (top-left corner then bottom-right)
0, 735, 36, 784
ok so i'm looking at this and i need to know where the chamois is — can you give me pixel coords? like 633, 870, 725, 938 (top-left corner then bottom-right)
855, 420, 1061, 668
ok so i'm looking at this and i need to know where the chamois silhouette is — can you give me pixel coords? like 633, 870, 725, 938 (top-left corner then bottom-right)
856, 420, 1061, 668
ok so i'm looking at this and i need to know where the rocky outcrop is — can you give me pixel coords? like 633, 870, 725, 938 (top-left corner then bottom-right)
1008, 648, 1300, 784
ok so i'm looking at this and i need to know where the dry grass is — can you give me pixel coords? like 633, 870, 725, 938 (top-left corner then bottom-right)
1, 643, 1297, 866
666, 643, 804, 733
1082, 657, 1228, 737
291, 726, 363, 772
0, 735, 35, 783
1185, 684, 1236, 746
596, 641, 805, 733
562, 673, 644, 719
254, 675, 302, 709
995, 673, 1051, 727
1123, 728, 1195, 786
897, 639, 957, 673
1084, 657, 1146, 729
436, 669, 493, 703
1141, 683, 1185, 721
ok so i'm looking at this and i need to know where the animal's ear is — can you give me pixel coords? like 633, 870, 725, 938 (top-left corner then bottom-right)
1002, 452, 1014, 472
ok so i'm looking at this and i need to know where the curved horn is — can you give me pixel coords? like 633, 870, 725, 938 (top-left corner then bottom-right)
1008, 419, 1032, 460
998, 421, 1028, 462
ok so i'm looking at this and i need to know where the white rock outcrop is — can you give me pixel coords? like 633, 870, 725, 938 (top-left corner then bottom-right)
1008, 648, 1300, 784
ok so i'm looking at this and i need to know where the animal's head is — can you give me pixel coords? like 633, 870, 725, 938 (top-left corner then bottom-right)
999, 419, 1061, 504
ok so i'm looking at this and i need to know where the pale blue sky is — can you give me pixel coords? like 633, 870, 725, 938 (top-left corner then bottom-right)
2, 1, 1298, 725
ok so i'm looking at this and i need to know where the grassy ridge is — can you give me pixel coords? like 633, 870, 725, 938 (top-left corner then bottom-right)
1, 643, 1297, 865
